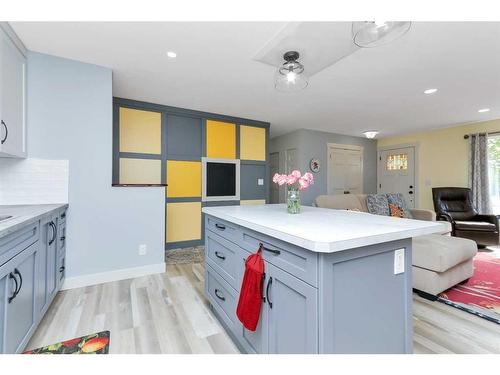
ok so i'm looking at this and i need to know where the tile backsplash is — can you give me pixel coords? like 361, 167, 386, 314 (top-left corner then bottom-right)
0, 158, 69, 205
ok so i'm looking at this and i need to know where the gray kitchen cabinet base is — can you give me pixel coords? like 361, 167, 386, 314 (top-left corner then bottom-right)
204, 214, 413, 354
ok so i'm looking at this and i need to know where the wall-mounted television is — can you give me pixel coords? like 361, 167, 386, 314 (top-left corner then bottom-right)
202, 158, 240, 201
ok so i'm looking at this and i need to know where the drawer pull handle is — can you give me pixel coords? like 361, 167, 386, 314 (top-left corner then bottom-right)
214, 288, 226, 301
266, 277, 273, 309
14, 268, 23, 296
59, 266, 65, 273
262, 244, 281, 255
215, 223, 226, 230
60, 236, 66, 241
215, 251, 226, 260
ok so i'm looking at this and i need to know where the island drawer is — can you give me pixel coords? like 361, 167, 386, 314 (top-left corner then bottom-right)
239, 229, 318, 287
0, 223, 40, 267
205, 263, 240, 335
205, 216, 241, 245
205, 230, 243, 290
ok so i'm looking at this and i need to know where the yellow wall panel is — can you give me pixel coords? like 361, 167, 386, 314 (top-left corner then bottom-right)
240, 125, 266, 161
119, 158, 161, 184
166, 202, 201, 243
240, 199, 266, 205
119, 107, 161, 154
166, 160, 202, 197
206, 120, 236, 159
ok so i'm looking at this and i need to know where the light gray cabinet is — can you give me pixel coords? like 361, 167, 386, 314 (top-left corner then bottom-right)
0, 206, 68, 353
0, 241, 38, 353
0, 24, 27, 158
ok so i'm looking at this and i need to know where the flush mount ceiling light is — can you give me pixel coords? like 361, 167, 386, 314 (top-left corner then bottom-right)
478, 108, 491, 113
363, 130, 379, 139
424, 88, 438, 94
166, 51, 177, 58
275, 51, 308, 92
352, 21, 411, 48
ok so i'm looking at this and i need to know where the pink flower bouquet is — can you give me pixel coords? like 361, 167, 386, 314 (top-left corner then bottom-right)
272, 170, 314, 191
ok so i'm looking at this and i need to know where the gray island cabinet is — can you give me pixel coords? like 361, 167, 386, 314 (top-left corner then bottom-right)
0, 204, 68, 353
202, 204, 447, 354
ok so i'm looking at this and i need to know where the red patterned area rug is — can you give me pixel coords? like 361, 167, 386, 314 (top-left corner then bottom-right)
438, 250, 500, 324
24, 331, 110, 354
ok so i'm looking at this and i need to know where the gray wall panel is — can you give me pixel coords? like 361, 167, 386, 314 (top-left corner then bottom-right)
240, 164, 266, 200
166, 115, 202, 159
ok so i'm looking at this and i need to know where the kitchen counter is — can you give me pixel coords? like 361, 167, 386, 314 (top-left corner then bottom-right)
0, 204, 68, 239
202, 204, 448, 252
203, 204, 446, 354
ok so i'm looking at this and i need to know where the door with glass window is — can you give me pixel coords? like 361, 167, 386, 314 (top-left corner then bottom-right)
377, 147, 416, 208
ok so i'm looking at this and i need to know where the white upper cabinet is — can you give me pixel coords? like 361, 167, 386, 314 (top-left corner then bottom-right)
0, 24, 27, 158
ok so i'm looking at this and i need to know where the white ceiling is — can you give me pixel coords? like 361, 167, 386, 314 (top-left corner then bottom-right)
10, 22, 500, 138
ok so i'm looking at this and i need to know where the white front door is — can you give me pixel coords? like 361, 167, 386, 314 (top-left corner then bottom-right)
327, 144, 363, 195
377, 146, 416, 208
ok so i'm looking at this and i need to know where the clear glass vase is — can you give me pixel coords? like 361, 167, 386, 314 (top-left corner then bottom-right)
287, 188, 301, 214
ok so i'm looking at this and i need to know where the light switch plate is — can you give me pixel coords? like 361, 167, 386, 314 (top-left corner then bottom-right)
394, 248, 405, 274
257, 178, 264, 186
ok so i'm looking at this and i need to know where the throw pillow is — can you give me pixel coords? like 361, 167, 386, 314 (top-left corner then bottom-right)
366, 194, 390, 216
389, 203, 405, 218
386, 193, 413, 219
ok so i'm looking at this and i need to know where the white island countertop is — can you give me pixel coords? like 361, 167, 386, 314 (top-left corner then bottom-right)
202, 204, 450, 253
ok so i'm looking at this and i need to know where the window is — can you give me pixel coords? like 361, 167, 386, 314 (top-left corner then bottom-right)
488, 134, 500, 214
386, 153, 408, 171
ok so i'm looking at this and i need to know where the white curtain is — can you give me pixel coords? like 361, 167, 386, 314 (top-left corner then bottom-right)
469, 133, 492, 214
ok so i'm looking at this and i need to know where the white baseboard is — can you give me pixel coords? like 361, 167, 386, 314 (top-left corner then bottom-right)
61, 262, 166, 290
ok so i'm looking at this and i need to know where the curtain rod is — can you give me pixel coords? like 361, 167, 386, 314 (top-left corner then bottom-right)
464, 131, 500, 139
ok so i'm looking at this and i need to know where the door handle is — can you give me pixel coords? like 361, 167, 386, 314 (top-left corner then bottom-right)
8, 272, 18, 303
49, 221, 57, 245
1, 120, 8, 145
215, 223, 226, 231
14, 268, 23, 296
266, 277, 273, 309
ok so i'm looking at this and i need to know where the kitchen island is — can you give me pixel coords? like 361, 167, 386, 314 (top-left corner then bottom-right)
202, 204, 448, 354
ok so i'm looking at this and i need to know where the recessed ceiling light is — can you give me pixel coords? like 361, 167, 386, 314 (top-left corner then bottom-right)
363, 131, 379, 139
167, 51, 177, 58
478, 108, 490, 113
424, 88, 438, 94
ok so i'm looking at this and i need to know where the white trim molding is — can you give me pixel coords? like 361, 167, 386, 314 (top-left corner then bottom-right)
61, 262, 166, 290
201, 157, 240, 202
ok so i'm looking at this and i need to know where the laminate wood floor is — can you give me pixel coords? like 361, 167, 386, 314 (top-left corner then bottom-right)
26, 263, 500, 354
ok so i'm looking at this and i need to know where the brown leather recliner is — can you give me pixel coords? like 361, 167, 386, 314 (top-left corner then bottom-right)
432, 187, 499, 246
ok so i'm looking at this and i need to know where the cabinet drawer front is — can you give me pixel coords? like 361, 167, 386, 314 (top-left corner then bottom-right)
205, 230, 241, 290
205, 216, 241, 244
240, 229, 318, 287
205, 263, 239, 334
0, 223, 39, 267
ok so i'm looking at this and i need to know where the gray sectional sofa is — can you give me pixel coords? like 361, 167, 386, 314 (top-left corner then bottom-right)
313, 194, 478, 297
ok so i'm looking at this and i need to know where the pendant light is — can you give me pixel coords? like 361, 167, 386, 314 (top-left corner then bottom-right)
352, 21, 411, 48
275, 51, 308, 92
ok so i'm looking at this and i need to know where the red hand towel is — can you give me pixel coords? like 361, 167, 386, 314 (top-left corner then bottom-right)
236, 245, 265, 331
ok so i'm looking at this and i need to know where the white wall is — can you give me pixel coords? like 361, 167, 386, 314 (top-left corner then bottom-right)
27, 52, 165, 282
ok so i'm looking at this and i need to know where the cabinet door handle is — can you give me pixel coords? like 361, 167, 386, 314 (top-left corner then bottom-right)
266, 277, 273, 309
215, 223, 226, 231
214, 251, 226, 260
14, 268, 23, 296
49, 221, 57, 245
1, 120, 8, 145
59, 266, 65, 273
8, 272, 18, 303
262, 244, 281, 255
214, 288, 226, 301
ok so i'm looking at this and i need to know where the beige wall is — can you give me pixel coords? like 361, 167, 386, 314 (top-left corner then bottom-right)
378, 119, 500, 210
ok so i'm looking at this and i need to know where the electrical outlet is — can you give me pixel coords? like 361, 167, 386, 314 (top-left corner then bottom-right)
257, 178, 264, 186
394, 248, 405, 274
139, 244, 147, 256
